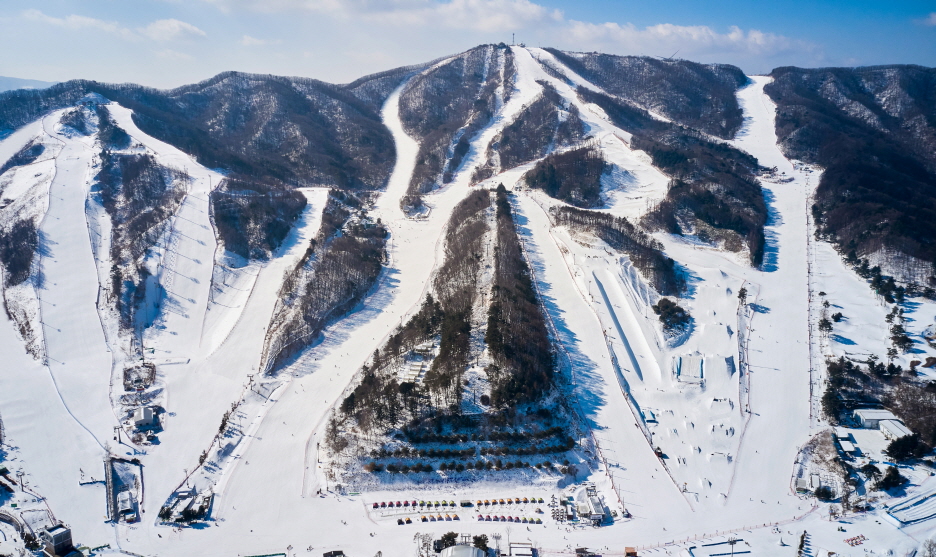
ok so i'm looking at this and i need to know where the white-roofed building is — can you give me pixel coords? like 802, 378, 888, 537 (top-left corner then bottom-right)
838, 440, 857, 455
879, 419, 912, 440
133, 407, 155, 428
854, 408, 897, 428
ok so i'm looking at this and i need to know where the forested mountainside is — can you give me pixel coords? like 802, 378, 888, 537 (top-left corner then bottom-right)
766, 65, 936, 281
398, 44, 513, 209
543, 48, 748, 139
2, 47, 934, 277
0, 70, 412, 190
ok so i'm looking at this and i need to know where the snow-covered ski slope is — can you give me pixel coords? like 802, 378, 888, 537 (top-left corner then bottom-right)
0, 55, 932, 557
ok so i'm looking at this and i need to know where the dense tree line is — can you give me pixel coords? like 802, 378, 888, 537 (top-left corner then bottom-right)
339, 189, 492, 431
399, 45, 512, 210
576, 87, 766, 265
97, 151, 186, 330
0, 219, 38, 287
475, 82, 585, 185
550, 206, 684, 296
95, 105, 131, 150
486, 185, 554, 405
502, 45, 517, 103
766, 66, 936, 278
265, 190, 387, 373
0, 139, 44, 175
525, 146, 606, 208
405, 425, 565, 445
543, 48, 748, 139
210, 178, 307, 259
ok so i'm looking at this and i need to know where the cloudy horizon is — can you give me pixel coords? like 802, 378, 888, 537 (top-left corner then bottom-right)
1, 0, 934, 89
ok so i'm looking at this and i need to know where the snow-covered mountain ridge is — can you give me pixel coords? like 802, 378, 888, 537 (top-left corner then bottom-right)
0, 47, 935, 556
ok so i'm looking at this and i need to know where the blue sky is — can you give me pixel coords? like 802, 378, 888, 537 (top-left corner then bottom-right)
1, 0, 933, 88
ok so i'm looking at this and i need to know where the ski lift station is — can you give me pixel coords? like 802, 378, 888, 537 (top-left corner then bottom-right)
575, 484, 605, 525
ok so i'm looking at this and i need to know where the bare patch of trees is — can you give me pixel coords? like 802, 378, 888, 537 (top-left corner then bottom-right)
573, 88, 765, 265
97, 151, 186, 331
888, 382, 936, 448
95, 105, 131, 150
264, 190, 387, 373
550, 206, 684, 295
59, 107, 92, 135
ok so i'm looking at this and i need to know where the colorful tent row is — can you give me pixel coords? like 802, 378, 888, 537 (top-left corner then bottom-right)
373, 500, 458, 509
475, 497, 543, 505
477, 515, 543, 524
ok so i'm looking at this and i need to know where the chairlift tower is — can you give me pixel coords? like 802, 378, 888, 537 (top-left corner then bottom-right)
726, 535, 739, 556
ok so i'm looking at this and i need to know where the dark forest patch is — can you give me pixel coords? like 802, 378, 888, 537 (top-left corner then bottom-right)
210, 178, 307, 260
524, 146, 606, 208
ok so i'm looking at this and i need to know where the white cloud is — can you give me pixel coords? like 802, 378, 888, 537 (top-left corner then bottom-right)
198, 0, 559, 31
140, 19, 207, 41
195, 0, 346, 14
923, 13, 936, 26
154, 49, 194, 61
23, 10, 205, 43
562, 21, 812, 59
372, 0, 562, 33
241, 35, 281, 46
22, 9, 136, 40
